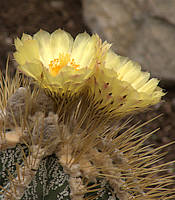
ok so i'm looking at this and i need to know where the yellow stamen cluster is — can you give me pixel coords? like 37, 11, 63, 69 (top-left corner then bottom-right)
49, 53, 79, 76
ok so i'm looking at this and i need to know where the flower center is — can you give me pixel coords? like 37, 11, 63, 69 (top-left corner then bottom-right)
49, 53, 79, 76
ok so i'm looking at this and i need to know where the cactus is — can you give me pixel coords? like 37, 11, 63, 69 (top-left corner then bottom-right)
0, 29, 175, 200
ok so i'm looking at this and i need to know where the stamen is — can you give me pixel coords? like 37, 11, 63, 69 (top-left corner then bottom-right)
49, 53, 79, 76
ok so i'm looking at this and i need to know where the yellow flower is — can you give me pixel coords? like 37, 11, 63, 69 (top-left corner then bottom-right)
89, 49, 164, 117
14, 29, 102, 93
14, 29, 164, 117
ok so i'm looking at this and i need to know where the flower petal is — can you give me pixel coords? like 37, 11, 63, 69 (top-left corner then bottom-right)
18, 62, 43, 80
71, 33, 97, 68
42, 66, 92, 93
33, 30, 52, 67
14, 39, 39, 65
105, 50, 128, 71
21, 33, 32, 42
50, 29, 73, 58
14, 37, 23, 51
138, 78, 159, 93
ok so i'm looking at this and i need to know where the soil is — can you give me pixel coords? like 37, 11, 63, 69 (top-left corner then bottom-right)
0, 0, 175, 171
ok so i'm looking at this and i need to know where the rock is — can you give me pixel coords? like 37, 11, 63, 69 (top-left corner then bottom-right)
129, 18, 175, 82
83, 0, 175, 83
83, 0, 142, 55
148, 0, 175, 25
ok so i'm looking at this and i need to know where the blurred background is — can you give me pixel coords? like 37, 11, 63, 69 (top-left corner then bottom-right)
0, 0, 175, 164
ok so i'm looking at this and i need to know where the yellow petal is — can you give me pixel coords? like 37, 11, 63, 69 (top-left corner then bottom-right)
18, 62, 43, 80
138, 78, 159, 93
16, 40, 39, 64
14, 52, 26, 65
14, 38, 23, 51
76, 35, 97, 68
50, 29, 73, 58
21, 33, 32, 42
71, 32, 96, 67
105, 50, 129, 71
132, 72, 150, 90
33, 30, 52, 67
42, 66, 92, 93
122, 65, 141, 83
